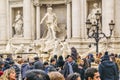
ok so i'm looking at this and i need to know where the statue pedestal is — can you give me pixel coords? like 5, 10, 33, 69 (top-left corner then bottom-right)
10, 38, 32, 44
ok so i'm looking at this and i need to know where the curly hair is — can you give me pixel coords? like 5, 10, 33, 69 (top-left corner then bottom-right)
0, 68, 15, 80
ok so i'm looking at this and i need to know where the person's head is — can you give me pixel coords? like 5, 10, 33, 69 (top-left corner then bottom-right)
67, 55, 74, 63
48, 71, 65, 80
58, 55, 64, 61
85, 68, 100, 80
0, 68, 16, 80
71, 47, 77, 53
34, 57, 39, 61
67, 73, 81, 80
110, 56, 116, 62
65, 55, 70, 60
114, 54, 118, 58
25, 70, 50, 80
47, 7, 53, 13
53, 55, 57, 60
8, 68, 16, 80
98, 52, 102, 58
80, 59, 84, 65
77, 55, 81, 59
50, 58, 56, 65
101, 51, 110, 61
71, 47, 78, 60
43, 61, 49, 67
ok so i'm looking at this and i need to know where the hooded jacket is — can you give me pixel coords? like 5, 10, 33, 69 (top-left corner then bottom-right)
98, 60, 118, 80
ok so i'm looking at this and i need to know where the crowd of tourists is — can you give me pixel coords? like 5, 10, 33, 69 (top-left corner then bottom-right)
0, 47, 120, 80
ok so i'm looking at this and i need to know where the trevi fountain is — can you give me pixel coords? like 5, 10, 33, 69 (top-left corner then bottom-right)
0, 0, 120, 60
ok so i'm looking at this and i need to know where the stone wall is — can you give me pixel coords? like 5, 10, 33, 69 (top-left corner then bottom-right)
0, 0, 120, 54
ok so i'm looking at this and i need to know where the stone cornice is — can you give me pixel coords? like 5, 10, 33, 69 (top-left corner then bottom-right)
32, 0, 67, 5
9, 0, 23, 5
9, 0, 22, 1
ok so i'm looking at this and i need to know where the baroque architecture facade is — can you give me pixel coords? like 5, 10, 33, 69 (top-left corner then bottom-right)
0, 0, 120, 54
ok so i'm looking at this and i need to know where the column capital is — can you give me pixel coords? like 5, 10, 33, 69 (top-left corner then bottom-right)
65, 0, 72, 4
32, 0, 41, 6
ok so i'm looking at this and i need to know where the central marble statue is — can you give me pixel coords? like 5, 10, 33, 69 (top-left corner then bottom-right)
40, 7, 60, 40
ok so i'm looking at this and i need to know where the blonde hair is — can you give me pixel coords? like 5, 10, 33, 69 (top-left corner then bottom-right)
48, 71, 65, 80
0, 68, 15, 80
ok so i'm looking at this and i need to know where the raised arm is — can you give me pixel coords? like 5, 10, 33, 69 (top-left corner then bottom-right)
40, 13, 48, 24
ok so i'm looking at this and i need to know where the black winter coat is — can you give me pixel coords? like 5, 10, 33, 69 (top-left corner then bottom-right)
98, 60, 118, 80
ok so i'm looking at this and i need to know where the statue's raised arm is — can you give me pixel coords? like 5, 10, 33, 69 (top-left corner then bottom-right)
40, 13, 48, 24
40, 7, 60, 40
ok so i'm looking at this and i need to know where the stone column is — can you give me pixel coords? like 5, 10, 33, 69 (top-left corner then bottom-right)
66, 1, 71, 39
115, 0, 120, 38
23, 0, 32, 39
102, 0, 114, 36
80, 0, 87, 39
36, 5, 41, 39
72, 0, 81, 38
0, 0, 7, 40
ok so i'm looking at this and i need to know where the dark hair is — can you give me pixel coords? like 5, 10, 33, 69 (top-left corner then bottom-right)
50, 58, 56, 63
71, 47, 78, 60
67, 73, 80, 80
65, 55, 70, 59
114, 54, 118, 58
104, 51, 108, 55
25, 70, 50, 80
17, 56, 22, 58
53, 55, 57, 60
57, 55, 65, 68
85, 68, 98, 80
34, 57, 39, 61
44, 61, 49, 65
58, 55, 63, 60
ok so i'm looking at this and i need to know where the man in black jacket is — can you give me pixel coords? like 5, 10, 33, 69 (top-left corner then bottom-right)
63, 55, 79, 78
98, 51, 118, 80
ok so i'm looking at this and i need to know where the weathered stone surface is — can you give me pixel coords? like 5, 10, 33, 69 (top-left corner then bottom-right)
0, 0, 120, 55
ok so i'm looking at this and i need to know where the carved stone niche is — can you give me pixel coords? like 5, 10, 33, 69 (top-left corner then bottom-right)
39, 2, 67, 40
9, 0, 23, 39
11, 7, 23, 37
